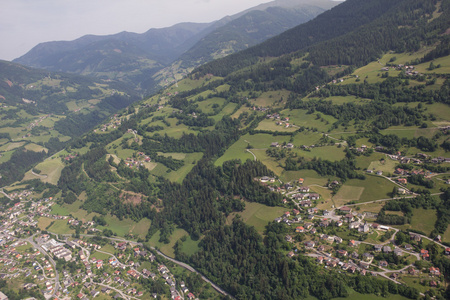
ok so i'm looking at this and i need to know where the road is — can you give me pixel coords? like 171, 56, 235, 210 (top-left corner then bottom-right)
343, 192, 443, 207
0, 189, 13, 200
24, 235, 60, 298
246, 149, 257, 161
95, 282, 140, 300
154, 249, 233, 298
31, 170, 48, 179
416, 233, 448, 249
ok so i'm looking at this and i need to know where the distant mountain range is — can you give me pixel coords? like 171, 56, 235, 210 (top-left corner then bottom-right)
14, 0, 339, 94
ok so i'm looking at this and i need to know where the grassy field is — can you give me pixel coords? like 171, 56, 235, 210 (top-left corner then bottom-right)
167, 76, 218, 93
414, 54, 450, 74
155, 118, 198, 139
280, 109, 337, 132
0, 127, 24, 140
196, 97, 226, 114
356, 153, 387, 170
0, 150, 13, 163
50, 204, 71, 215
380, 127, 439, 140
333, 185, 365, 206
280, 170, 330, 186
423, 102, 450, 122
164, 152, 203, 183
292, 131, 323, 146
333, 290, 409, 300
215, 133, 291, 166
231, 106, 251, 119
249, 90, 291, 107
293, 145, 346, 162
96, 215, 138, 237
210, 102, 239, 122
181, 236, 201, 256
129, 218, 152, 238
47, 220, 74, 234
252, 150, 284, 176
256, 120, 298, 132
156, 152, 186, 160
306, 95, 371, 105
24, 157, 65, 185
0, 142, 25, 152
24, 143, 48, 153
340, 60, 400, 85
313, 186, 334, 210
90, 251, 112, 261
367, 159, 397, 174
395, 208, 437, 235
354, 175, 398, 202
335, 175, 397, 205
37, 217, 55, 231
146, 228, 190, 258
354, 202, 385, 214
226, 202, 286, 234
443, 225, 450, 243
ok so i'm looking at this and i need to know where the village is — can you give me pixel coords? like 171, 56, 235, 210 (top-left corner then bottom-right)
0, 195, 199, 300
256, 174, 449, 293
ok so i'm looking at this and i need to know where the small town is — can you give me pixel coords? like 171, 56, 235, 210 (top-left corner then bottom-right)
255, 174, 450, 295
0, 195, 200, 300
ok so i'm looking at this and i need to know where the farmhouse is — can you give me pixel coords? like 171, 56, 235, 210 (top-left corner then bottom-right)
397, 178, 408, 184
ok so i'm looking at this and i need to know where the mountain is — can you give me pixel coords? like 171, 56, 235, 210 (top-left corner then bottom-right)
3, 0, 450, 299
153, 1, 338, 89
13, 22, 212, 92
14, 0, 338, 94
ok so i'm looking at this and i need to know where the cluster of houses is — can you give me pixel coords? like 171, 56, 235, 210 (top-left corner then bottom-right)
265, 113, 293, 128
266, 113, 281, 120
0, 194, 202, 300
280, 204, 450, 287
270, 141, 294, 148
64, 153, 78, 161
95, 114, 123, 132
353, 144, 369, 153
382, 149, 450, 165
27, 114, 51, 130
252, 106, 269, 112
381, 64, 420, 77
125, 152, 152, 169
7, 189, 33, 200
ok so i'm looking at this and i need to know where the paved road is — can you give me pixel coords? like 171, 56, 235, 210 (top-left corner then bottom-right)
0, 189, 13, 200
25, 235, 60, 298
343, 192, 443, 207
416, 233, 447, 249
95, 282, 140, 300
154, 249, 233, 298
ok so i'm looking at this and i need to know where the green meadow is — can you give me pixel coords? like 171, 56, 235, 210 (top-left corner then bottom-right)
227, 201, 286, 234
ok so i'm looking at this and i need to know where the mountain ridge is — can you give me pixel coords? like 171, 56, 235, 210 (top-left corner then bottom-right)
14, 0, 338, 94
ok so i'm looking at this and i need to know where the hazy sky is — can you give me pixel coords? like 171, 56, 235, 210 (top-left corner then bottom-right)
0, 0, 273, 61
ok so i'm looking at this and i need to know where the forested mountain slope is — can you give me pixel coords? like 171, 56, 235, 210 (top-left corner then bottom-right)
13, 22, 212, 92
152, 1, 336, 89
14, 0, 337, 94
196, 0, 447, 76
